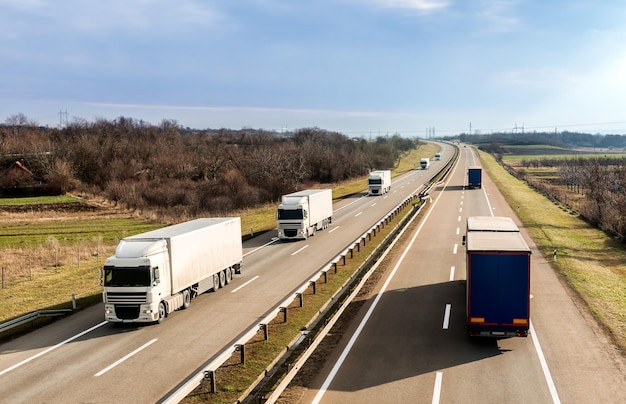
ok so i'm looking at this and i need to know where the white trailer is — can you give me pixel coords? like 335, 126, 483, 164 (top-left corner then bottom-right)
368, 170, 392, 195
420, 158, 430, 169
101, 218, 243, 324
277, 189, 333, 240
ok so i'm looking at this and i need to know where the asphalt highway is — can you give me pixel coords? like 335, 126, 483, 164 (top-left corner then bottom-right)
0, 143, 455, 403
294, 146, 626, 404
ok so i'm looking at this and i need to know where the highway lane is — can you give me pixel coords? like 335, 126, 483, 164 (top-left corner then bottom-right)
0, 143, 454, 403
297, 145, 626, 403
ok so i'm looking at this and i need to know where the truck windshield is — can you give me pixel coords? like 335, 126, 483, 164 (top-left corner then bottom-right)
368, 179, 382, 184
103, 265, 151, 287
278, 208, 303, 220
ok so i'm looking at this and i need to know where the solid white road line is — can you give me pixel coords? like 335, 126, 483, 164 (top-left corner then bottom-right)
95, 338, 158, 377
310, 157, 461, 404
530, 321, 561, 403
0, 321, 108, 376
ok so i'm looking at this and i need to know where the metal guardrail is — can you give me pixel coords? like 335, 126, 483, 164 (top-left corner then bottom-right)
0, 309, 73, 334
161, 151, 458, 403
160, 192, 427, 403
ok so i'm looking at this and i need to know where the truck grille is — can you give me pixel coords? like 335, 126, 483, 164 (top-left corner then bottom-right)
284, 229, 298, 237
106, 292, 147, 304
114, 305, 141, 320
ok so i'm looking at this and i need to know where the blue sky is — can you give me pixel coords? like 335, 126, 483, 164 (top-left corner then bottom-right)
1, 0, 626, 136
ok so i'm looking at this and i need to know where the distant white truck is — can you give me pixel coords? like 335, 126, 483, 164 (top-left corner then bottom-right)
420, 158, 430, 169
368, 170, 392, 196
101, 218, 243, 324
277, 189, 333, 240
435, 152, 441, 161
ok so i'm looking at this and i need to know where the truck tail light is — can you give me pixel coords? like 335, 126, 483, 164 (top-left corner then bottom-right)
512, 318, 528, 325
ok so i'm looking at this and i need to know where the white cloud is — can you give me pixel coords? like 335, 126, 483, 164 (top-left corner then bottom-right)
475, 0, 521, 33
357, 0, 450, 12
0, 0, 226, 36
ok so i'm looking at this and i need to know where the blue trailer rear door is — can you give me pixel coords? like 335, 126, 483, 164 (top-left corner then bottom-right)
468, 252, 529, 334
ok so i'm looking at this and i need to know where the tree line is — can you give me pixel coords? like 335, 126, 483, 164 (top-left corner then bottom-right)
0, 114, 419, 216
503, 155, 626, 241
457, 130, 626, 149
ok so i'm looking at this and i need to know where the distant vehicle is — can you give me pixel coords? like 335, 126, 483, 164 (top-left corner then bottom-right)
277, 189, 333, 240
435, 152, 441, 161
101, 218, 243, 324
420, 158, 430, 169
368, 170, 391, 196
464, 216, 531, 337
468, 166, 482, 188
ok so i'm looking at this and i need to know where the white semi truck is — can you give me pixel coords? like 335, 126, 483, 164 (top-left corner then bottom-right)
420, 158, 430, 169
101, 217, 243, 324
277, 189, 333, 240
368, 170, 392, 196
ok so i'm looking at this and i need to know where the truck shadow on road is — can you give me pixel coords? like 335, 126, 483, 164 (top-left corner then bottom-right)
304, 281, 517, 393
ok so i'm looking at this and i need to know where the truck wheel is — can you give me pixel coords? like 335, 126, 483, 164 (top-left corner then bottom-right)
182, 289, 191, 309
157, 302, 166, 324
219, 270, 226, 288
225, 267, 233, 284
212, 273, 220, 291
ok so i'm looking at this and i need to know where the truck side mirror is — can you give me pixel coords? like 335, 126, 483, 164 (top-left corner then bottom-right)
153, 268, 160, 286
98, 268, 104, 286
462, 235, 466, 246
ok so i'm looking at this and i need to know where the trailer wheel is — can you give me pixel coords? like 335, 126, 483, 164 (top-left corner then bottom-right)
182, 289, 191, 309
219, 270, 226, 288
157, 302, 166, 324
225, 267, 233, 284
212, 273, 220, 291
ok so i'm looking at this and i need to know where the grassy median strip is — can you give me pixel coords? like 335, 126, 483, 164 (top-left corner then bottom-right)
479, 150, 626, 353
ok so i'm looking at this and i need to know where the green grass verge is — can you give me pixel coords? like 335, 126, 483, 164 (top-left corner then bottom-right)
0, 195, 80, 205
479, 149, 626, 352
0, 218, 163, 248
0, 256, 108, 324
501, 153, 626, 161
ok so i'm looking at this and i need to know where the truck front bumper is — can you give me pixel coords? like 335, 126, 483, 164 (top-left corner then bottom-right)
104, 303, 160, 323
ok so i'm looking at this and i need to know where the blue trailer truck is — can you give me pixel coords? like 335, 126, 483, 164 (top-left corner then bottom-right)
464, 226, 531, 337
467, 166, 482, 189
